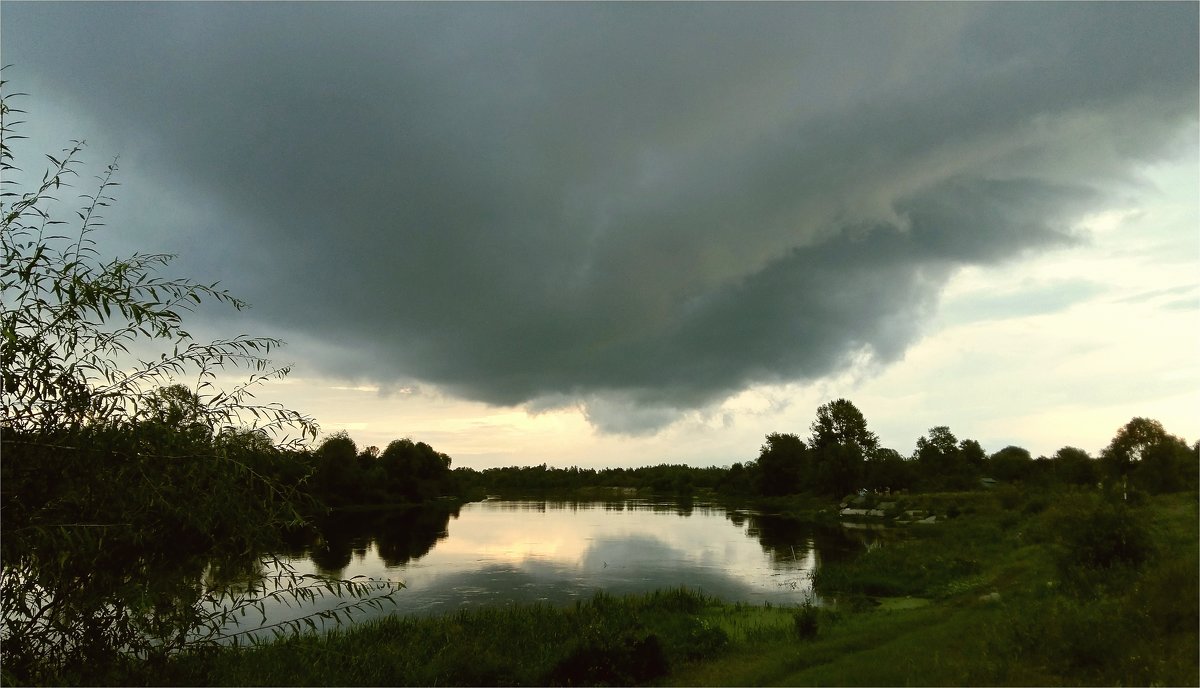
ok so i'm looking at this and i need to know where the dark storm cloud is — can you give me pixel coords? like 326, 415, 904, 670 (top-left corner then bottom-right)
4, 3, 1196, 432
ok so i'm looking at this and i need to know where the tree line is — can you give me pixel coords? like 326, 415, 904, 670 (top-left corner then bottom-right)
295, 395, 1196, 505
429, 399, 1196, 502
737, 399, 1197, 500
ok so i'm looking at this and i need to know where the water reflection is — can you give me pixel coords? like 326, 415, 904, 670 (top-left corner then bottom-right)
279, 504, 460, 577
218, 499, 870, 638
737, 512, 875, 567
480, 499, 699, 517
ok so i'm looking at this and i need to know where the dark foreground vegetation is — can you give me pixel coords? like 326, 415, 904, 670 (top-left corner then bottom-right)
3, 81, 1197, 686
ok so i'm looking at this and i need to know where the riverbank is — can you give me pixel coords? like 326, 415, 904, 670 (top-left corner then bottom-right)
677, 488, 1199, 686
325, 495, 470, 513
130, 489, 1198, 686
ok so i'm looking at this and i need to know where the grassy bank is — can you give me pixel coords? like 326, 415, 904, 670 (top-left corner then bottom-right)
678, 488, 1199, 686
136, 489, 1196, 686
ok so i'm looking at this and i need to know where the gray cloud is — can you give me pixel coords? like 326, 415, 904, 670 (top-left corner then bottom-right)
4, 3, 1196, 433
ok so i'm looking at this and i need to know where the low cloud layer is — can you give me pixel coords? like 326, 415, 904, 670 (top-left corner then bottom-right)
5, 3, 1197, 433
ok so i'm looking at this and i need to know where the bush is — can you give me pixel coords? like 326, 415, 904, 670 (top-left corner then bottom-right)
1021, 494, 1050, 515
1043, 494, 1152, 594
548, 614, 669, 686
683, 618, 730, 659
1003, 596, 1127, 675
1130, 553, 1199, 634
544, 592, 680, 684
793, 603, 820, 640
996, 485, 1021, 510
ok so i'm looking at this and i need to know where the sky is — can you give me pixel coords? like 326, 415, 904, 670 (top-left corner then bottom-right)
3, 2, 1197, 469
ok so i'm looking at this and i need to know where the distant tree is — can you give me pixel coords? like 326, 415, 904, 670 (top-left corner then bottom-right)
753, 432, 808, 496
148, 383, 205, 427
1028, 455, 1055, 485
319, 431, 359, 461
863, 447, 916, 492
913, 425, 957, 475
814, 442, 866, 497
1051, 446, 1098, 486
914, 426, 958, 461
1103, 418, 1160, 469
913, 426, 981, 489
720, 462, 754, 495
356, 444, 382, 478
380, 438, 453, 502
806, 399, 879, 497
989, 445, 1034, 482
958, 439, 987, 472
809, 399, 879, 455
314, 431, 363, 504
141, 383, 215, 449
1101, 418, 1193, 494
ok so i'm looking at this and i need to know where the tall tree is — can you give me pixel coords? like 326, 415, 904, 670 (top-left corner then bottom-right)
806, 400, 878, 496
958, 439, 987, 472
989, 445, 1034, 482
913, 426, 982, 489
1102, 418, 1194, 494
315, 431, 363, 505
809, 399, 879, 455
753, 432, 808, 496
380, 438, 454, 502
862, 447, 916, 492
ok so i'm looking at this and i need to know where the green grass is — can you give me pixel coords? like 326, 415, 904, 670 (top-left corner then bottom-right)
672, 602, 1009, 686
133, 490, 1198, 686
151, 588, 730, 686
674, 489, 1199, 687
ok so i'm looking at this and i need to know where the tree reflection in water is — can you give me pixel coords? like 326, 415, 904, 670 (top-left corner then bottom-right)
282, 503, 460, 577
203, 500, 883, 633
733, 511, 884, 567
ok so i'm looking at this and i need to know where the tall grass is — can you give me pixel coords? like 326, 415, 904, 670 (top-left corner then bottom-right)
151, 588, 729, 686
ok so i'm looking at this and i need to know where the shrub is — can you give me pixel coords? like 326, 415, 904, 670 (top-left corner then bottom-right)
793, 603, 820, 640
549, 622, 669, 686
996, 485, 1022, 510
1021, 494, 1050, 515
1043, 494, 1152, 594
1130, 553, 1200, 634
683, 618, 730, 659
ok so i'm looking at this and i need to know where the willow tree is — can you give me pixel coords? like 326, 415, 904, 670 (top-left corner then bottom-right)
1, 79, 390, 683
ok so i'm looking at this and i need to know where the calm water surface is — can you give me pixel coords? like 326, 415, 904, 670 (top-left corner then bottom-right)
216, 499, 873, 638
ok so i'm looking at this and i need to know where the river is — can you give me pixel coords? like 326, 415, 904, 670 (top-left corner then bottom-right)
207, 498, 876, 641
